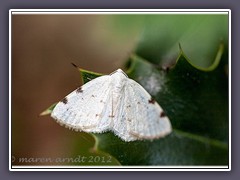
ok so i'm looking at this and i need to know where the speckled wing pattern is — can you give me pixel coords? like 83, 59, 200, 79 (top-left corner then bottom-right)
126, 79, 172, 139
51, 69, 172, 141
51, 75, 113, 133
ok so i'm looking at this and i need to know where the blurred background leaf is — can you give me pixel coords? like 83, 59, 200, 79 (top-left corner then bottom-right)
110, 15, 228, 67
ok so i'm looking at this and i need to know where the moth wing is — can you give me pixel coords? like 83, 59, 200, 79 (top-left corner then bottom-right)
126, 79, 172, 140
51, 75, 113, 133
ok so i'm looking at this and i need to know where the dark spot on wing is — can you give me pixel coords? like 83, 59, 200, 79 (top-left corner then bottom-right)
127, 105, 131, 108
76, 86, 83, 93
96, 114, 99, 117
61, 97, 68, 104
148, 97, 155, 104
92, 95, 95, 97
160, 111, 166, 118
137, 102, 140, 104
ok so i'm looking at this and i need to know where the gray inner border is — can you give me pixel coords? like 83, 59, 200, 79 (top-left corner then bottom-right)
1, 0, 239, 179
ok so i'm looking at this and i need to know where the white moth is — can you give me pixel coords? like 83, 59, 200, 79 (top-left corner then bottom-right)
51, 69, 172, 141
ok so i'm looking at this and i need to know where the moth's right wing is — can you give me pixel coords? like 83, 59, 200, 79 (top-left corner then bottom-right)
126, 79, 172, 140
51, 75, 113, 133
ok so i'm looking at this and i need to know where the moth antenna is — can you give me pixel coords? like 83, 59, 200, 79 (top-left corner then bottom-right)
71, 62, 80, 69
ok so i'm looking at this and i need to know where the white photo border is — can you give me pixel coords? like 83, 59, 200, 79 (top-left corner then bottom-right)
9, 9, 231, 171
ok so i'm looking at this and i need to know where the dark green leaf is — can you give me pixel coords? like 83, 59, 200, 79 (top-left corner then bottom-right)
95, 130, 227, 165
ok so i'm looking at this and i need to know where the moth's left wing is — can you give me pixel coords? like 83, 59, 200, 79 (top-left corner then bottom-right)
51, 75, 113, 133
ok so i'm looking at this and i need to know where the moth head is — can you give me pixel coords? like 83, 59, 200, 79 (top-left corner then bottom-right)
109, 69, 129, 89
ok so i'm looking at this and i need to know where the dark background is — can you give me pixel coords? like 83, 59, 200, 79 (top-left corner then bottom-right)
0, 0, 239, 179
